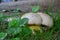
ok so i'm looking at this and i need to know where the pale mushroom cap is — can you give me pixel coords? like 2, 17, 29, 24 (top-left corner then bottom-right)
37, 12, 53, 27
21, 13, 42, 25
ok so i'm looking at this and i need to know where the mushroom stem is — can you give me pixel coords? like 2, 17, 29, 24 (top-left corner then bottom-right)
28, 25, 43, 34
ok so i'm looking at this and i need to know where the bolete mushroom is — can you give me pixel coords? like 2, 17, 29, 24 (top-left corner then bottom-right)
21, 13, 43, 33
21, 12, 53, 33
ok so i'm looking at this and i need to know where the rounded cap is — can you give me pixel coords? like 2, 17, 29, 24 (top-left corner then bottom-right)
21, 13, 42, 25
37, 12, 53, 27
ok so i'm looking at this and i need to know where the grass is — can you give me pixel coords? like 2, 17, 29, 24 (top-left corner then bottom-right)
0, 7, 60, 40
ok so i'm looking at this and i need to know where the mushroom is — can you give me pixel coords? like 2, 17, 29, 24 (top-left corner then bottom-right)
37, 12, 53, 27
21, 13, 43, 33
21, 12, 53, 33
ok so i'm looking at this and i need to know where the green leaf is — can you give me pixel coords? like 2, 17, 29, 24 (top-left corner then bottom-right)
32, 6, 40, 13
22, 27, 32, 36
20, 18, 28, 26
0, 32, 7, 40
8, 20, 16, 27
8, 17, 21, 27
7, 27, 22, 35
10, 38, 21, 40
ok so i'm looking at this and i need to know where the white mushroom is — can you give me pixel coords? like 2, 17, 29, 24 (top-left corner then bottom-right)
21, 12, 53, 33
37, 12, 53, 27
